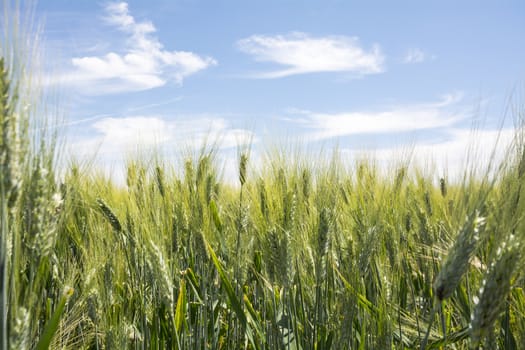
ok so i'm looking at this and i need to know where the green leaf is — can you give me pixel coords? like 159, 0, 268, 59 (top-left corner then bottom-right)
209, 200, 223, 232
35, 286, 74, 350
174, 279, 187, 334
205, 239, 260, 349
205, 240, 246, 325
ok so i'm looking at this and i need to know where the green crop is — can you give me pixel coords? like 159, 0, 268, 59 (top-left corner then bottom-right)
2, 3, 525, 349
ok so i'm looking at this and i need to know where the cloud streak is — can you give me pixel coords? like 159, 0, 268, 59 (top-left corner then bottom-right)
58, 2, 216, 94
237, 32, 384, 78
286, 93, 465, 141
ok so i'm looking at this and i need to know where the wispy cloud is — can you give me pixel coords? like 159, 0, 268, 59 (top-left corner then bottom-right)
237, 32, 384, 78
285, 93, 465, 141
403, 48, 428, 64
57, 2, 216, 94
69, 115, 256, 159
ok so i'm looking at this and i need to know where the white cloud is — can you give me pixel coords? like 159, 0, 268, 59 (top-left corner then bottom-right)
403, 48, 427, 64
92, 116, 172, 148
286, 93, 466, 141
69, 115, 256, 159
58, 2, 216, 94
237, 32, 384, 78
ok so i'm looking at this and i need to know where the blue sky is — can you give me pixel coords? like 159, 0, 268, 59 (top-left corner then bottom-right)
31, 1, 525, 179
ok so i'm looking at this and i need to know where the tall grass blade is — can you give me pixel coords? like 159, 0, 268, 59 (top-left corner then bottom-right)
35, 286, 74, 350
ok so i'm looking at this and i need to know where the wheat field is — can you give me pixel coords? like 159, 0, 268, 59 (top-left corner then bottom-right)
1, 6, 525, 350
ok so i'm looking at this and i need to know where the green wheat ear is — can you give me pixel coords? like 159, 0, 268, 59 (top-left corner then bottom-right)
0, 54, 9, 350
433, 212, 485, 301
239, 152, 248, 186
470, 236, 521, 349
1, 57, 21, 207
96, 198, 123, 232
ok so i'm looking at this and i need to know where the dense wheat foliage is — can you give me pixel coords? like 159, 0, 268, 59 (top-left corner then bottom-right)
2, 5, 525, 350
3, 116, 525, 349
